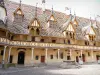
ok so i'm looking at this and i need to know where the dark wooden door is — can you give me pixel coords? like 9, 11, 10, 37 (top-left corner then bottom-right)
76, 56, 79, 62
82, 54, 85, 62
18, 51, 25, 64
96, 55, 99, 61
10, 55, 13, 63
41, 56, 45, 63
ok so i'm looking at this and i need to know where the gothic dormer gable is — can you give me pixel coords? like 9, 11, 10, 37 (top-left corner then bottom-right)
83, 19, 96, 41
30, 18, 40, 28
14, 7, 24, 16
13, 0, 24, 17
66, 22, 75, 32
49, 14, 56, 21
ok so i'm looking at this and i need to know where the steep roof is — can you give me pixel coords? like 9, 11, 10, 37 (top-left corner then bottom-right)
5, 1, 100, 41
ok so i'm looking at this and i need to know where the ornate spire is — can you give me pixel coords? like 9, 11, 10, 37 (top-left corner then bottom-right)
35, 3, 38, 18
42, 0, 46, 12
51, 5, 54, 15
70, 8, 71, 15
19, 0, 22, 8
74, 11, 76, 16
90, 17, 92, 26
13, 0, 24, 16
42, 0, 45, 3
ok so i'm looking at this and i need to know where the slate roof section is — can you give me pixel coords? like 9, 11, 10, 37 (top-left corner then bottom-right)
4, 1, 100, 41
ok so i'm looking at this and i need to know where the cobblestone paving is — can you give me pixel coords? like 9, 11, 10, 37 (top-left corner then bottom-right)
0, 64, 100, 75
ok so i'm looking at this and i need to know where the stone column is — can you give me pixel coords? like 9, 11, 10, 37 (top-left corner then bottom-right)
2, 46, 7, 68
45, 48, 48, 63
58, 49, 60, 60
91, 50, 94, 62
8, 47, 12, 63
31, 48, 34, 66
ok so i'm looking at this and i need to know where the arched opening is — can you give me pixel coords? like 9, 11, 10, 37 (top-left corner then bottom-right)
36, 28, 40, 35
18, 51, 25, 64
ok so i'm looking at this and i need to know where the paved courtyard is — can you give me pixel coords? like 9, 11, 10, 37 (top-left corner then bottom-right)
0, 64, 100, 75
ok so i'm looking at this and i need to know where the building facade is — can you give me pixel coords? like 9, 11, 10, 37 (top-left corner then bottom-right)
0, 0, 100, 66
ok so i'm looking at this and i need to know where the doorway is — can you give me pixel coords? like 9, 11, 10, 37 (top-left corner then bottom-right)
41, 56, 45, 63
96, 55, 99, 61
76, 56, 79, 62
18, 51, 25, 64
82, 54, 85, 62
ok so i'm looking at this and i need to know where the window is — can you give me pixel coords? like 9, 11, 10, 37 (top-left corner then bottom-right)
85, 41, 89, 45
36, 28, 40, 35
67, 56, 71, 60
88, 52, 90, 56
89, 35, 95, 41
70, 32, 72, 38
1, 50, 3, 56
41, 39, 44, 42
32, 37, 35, 41
35, 55, 39, 60
66, 32, 68, 35
60, 52, 63, 59
64, 40, 66, 44
68, 40, 70, 44
11, 35, 14, 40
94, 42, 96, 46
52, 40, 56, 43
50, 55, 53, 59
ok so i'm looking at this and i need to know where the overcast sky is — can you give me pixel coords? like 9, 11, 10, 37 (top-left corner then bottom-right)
10, 0, 100, 20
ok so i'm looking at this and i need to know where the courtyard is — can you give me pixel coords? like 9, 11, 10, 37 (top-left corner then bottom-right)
0, 63, 100, 75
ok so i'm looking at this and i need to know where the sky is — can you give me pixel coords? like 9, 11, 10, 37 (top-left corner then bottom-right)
10, 0, 100, 20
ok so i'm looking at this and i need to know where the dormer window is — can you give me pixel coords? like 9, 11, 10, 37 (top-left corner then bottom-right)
85, 41, 89, 45
50, 15, 55, 21
89, 35, 95, 41
73, 20, 78, 27
67, 23, 75, 32
16, 10, 22, 15
29, 18, 40, 36
14, 8, 24, 16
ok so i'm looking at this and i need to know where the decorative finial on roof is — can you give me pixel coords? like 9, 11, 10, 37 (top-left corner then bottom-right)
70, 8, 71, 15
52, 5, 54, 15
65, 7, 71, 15
74, 11, 76, 16
94, 15, 100, 26
19, 0, 22, 7
90, 17, 92, 26
42, 0, 46, 12
35, 3, 38, 18
42, 0, 45, 3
